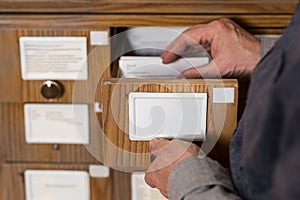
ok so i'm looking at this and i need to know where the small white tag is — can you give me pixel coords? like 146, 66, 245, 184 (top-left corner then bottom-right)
89, 165, 110, 178
213, 88, 235, 103
94, 102, 103, 113
90, 31, 108, 45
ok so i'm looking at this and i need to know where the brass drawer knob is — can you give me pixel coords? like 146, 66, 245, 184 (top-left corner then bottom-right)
40, 80, 64, 99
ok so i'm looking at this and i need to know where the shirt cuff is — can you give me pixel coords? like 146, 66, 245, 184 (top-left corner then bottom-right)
168, 156, 235, 200
257, 35, 281, 57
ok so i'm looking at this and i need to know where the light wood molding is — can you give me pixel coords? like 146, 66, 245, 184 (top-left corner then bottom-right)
0, 1, 297, 14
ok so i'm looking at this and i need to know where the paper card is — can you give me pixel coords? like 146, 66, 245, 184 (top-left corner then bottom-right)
119, 56, 209, 78
213, 88, 235, 103
25, 170, 90, 200
89, 165, 110, 178
19, 37, 88, 80
131, 173, 167, 200
24, 104, 89, 144
129, 93, 207, 141
90, 31, 108, 45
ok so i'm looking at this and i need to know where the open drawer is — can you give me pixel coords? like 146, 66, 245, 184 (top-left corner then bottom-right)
101, 78, 238, 171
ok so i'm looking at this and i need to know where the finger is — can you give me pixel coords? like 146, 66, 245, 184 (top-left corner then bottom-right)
144, 171, 156, 188
149, 138, 170, 152
161, 37, 187, 64
180, 60, 221, 79
162, 25, 213, 64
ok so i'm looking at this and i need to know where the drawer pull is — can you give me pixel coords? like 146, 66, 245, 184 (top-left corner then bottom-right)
40, 80, 64, 99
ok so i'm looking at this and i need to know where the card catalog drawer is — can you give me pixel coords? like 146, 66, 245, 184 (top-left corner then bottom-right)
0, 103, 103, 163
0, 28, 110, 103
1, 163, 111, 200
101, 78, 238, 171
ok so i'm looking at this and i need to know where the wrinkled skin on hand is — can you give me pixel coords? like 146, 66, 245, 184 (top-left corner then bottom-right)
162, 18, 261, 80
145, 139, 200, 198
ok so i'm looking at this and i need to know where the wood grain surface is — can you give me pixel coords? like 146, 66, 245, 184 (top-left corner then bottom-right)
0, 14, 293, 33
0, 0, 297, 14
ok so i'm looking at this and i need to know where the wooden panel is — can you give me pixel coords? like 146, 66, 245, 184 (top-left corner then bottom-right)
0, 30, 22, 103
101, 78, 238, 171
0, 103, 104, 163
0, 1, 297, 14
111, 170, 132, 200
0, 28, 110, 103
0, 14, 292, 32
2, 163, 111, 200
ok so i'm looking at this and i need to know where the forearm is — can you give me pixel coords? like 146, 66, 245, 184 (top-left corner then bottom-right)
168, 156, 241, 200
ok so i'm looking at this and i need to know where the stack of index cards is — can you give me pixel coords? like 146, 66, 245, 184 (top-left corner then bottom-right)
119, 56, 209, 78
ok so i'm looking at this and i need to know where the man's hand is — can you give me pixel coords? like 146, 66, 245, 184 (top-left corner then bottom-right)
162, 18, 261, 80
145, 139, 200, 198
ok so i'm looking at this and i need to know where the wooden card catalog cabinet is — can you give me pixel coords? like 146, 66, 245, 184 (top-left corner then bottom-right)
0, 1, 298, 200
101, 79, 238, 171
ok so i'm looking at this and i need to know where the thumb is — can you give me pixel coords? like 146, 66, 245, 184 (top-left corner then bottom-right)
150, 138, 170, 155
180, 60, 221, 79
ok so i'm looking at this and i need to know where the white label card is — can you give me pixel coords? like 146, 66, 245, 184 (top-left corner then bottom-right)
131, 173, 167, 200
25, 170, 90, 200
90, 31, 108, 45
89, 165, 110, 178
129, 93, 207, 141
19, 37, 88, 80
24, 104, 89, 144
213, 88, 235, 103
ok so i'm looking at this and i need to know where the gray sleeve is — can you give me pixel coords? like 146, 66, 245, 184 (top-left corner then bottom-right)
259, 35, 281, 57
168, 156, 241, 200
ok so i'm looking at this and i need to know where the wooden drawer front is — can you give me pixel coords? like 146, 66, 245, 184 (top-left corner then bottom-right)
101, 78, 238, 171
0, 103, 104, 163
1, 163, 111, 200
0, 28, 110, 103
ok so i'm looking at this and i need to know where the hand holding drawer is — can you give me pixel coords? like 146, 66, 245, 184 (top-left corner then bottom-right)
162, 18, 261, 80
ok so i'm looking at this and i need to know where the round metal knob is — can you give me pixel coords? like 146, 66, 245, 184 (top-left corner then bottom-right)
40, 80, 63, 99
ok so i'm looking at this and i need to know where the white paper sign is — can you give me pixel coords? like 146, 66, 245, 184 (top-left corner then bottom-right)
25, 170, 90, 200
19, 37, 88, 80
129, 93, 207, 141
131, 173, 167, 200
24, 104, 89, 144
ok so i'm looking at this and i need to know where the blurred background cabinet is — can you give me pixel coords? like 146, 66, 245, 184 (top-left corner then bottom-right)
0, 1, 298, 200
